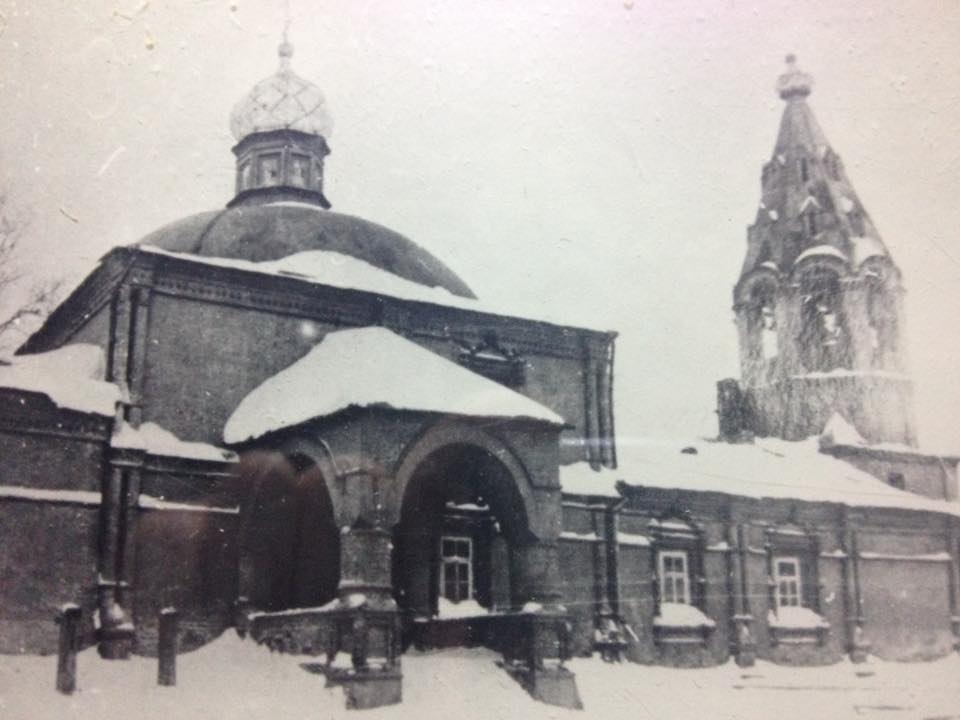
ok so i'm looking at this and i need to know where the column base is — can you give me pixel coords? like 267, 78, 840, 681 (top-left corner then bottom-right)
733, 616, 756, 667
848, 624, 871, 664
98, 624, 134, 660
502, 663, 583, 710
328, 667, 403, 710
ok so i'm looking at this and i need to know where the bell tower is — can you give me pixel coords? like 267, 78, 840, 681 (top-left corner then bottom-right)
721, 56, 915, 445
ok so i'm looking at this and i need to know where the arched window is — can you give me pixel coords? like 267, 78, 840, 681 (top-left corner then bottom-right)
744, 280, 779, 383
865, 268, 899, 370
798, 270, 850, 372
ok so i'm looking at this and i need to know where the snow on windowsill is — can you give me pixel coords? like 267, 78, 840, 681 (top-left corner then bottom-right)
435, 598, 490, 620
768, 607, 829, 630
654, 603, 715, 628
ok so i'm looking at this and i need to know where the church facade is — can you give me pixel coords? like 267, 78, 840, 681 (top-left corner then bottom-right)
0, 48, 957, 709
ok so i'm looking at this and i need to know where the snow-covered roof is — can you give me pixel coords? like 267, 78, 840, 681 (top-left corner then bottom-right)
820, 412, 959, 460
112, 422, 237, 463
0, 344, 122, 416
224, 327, 565, 444
139, 244, 602, 332
794, 244, 848, 266
559, 436, 960, 517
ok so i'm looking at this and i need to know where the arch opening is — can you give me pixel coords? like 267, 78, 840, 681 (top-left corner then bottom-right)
393, 443, 531, 626
797, 269, 850, 372
237, 450, 340, 612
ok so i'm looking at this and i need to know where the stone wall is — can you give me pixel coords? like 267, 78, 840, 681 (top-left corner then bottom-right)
558, 489, 959, 668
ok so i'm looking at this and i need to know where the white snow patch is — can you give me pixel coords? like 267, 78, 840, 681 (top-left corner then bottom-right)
112, 422, 237, 462
560, 530, 600, 543
436, 598, 490, 619
561, 437, 960, 518
137, 494, 239, 515
4, 631, 960, 719
706, 541, 730, 552
819, 413, 866, 448
521, 602, 544, 614
224, 327, 563, 444
794, 244, 847, 266
839, 196, 855, 213
140, 245, 602, 331
767, 209, 779, 221
0, 344, 121, 416
654, 603, 715, 628
799, 195, 821, 212
0, 484, 101, 506
617, 532, 650, 547
768, 606, 829, 630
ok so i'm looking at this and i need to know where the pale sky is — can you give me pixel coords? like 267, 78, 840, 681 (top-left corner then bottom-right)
0, 0, 958, 449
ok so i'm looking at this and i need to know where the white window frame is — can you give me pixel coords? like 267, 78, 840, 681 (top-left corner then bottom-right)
774, 555, 802, 609
439, 535, 473, 602
658, 549, 691, 605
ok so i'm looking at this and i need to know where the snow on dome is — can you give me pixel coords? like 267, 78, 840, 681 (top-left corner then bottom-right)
229, 41, 333, 141
559, 436, 960, 518
794, 244, 848, 266
0, 344, 121, 416
223, 327, 565, 444
112, 421, 237, 463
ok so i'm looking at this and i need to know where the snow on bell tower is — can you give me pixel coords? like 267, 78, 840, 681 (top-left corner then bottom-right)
228, 35, 333, 208
720, 56, 916, 445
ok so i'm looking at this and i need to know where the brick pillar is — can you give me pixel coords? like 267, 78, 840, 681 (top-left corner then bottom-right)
776, 283, 803, 378
514, 541, 564, 609
730, 522, 755, 666
841, 516, 870, 662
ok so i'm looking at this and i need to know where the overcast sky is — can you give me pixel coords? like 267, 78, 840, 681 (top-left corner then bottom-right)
1, 0, 958, 449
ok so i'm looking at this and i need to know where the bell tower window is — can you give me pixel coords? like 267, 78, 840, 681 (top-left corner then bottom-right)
289, 154, 310, 188
798, 157, 809, 183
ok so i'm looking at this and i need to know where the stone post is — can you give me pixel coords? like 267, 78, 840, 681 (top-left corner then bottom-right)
157, 608, 179, 687
947, 522, 960, 652
56, 605, 81, 694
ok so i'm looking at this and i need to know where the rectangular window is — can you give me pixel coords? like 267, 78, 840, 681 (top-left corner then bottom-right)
439, 536, 473, 602
658, 550, 690, 605
798, 157, 809, 183
774, 556, 802, 608
258, 154, 281, 186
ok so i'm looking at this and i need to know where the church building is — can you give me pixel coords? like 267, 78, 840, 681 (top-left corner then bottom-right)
0, 45, 956, 710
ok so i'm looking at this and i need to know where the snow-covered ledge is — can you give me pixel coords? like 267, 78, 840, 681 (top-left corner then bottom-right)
767, 606, 830, 646
653, 603, 716, 645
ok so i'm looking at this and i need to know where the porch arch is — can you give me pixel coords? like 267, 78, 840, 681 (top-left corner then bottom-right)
235, 448, 340, 612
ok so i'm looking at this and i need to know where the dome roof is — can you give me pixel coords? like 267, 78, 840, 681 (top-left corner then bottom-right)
229, 41, 333, 141
135, 203, 476, 299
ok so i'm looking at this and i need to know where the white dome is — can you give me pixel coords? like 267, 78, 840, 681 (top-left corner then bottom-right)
229, 41, 333, 141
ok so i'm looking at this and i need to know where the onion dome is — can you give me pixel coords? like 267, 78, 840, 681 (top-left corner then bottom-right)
229, 39, 333, 141
776, 53, 813, 101
228, 40, 333, 209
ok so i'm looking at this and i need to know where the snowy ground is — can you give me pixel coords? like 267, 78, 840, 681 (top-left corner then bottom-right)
2, 632, 959, 720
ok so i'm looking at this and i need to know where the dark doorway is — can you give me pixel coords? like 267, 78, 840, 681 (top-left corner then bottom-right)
238, 451, 339, 612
